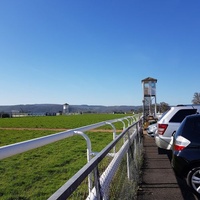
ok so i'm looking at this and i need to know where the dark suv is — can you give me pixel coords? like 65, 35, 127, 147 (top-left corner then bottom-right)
171, 114, 200, 196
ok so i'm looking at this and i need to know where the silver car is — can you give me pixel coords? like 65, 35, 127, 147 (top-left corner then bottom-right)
155, 105, 200, 150
146, 123, 157, 137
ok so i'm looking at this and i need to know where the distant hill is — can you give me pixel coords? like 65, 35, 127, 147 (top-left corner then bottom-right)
0, 104, 142, 115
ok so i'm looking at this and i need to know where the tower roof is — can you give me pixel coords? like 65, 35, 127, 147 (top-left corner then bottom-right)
141, 77, 157, 83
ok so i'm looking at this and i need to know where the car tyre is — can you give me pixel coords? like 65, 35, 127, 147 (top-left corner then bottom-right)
187, 166, 200, 196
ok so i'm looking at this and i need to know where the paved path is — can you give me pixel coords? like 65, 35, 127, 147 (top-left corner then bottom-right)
137, 134, 198, 200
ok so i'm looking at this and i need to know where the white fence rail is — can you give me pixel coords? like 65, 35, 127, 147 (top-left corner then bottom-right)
0, 115, 143, 199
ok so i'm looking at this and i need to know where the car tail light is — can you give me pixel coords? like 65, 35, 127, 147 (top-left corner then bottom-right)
174, 136, 191, 151
158, 124, 168, 135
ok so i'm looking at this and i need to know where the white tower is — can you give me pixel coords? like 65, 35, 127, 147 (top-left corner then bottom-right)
63, 103, 69, 115
141, 77, 157, 118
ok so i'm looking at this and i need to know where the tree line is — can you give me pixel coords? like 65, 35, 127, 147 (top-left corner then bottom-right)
150, 92, 200, 114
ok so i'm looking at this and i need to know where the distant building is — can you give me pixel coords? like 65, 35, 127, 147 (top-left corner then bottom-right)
11, 110, 28, 117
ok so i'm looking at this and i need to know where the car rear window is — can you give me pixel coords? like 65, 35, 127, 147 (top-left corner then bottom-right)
178, 116, 200, 142
169, 109, 197, 123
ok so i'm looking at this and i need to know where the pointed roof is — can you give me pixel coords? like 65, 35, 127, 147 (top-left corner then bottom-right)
141, 77, 157, 83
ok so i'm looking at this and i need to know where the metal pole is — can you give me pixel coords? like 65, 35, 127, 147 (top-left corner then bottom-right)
105, 122, 116, 153
73, 131, 93, 193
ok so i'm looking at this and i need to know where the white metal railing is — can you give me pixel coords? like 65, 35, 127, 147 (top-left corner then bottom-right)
0, 115, 143, 199
86, 128, 138, 199
48, 117, 143, 199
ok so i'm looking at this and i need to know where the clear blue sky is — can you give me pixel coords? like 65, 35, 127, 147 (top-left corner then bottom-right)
0, 0, 200, 106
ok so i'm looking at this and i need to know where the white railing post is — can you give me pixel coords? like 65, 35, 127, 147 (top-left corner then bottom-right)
73, 131, 92, 163
105, 122, 117, 154
73, 131, 93, 193
117, 119, 126, 131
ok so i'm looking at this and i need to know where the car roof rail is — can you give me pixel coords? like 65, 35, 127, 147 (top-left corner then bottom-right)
176, 104, 200, 107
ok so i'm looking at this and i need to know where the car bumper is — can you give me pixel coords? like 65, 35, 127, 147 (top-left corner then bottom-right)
154, 134, 173, 150
171, 154, 189, 178
147, 132, 156, 138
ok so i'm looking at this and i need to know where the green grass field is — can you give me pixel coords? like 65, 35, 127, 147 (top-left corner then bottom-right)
0, 114, 133, 200
0, 114, 130, 129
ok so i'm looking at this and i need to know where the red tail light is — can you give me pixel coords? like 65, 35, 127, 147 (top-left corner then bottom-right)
158, 124, 168, 135
174, 145, 186, 151
174, 136, 190, 151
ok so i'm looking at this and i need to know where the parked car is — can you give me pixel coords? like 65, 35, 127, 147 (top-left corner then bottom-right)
154, 105, 200, 149
146, 112, 168, 137
171, 114, 200, 196
146, 123, 157, 137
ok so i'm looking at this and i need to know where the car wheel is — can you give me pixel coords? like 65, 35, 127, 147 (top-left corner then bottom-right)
187, 167, 200, 196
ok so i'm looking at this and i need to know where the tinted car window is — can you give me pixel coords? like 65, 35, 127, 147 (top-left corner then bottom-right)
177, 116, 200, 142
169, 109, 197, 123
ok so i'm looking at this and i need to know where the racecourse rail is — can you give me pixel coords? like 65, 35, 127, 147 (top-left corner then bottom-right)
0, 115, 144, 199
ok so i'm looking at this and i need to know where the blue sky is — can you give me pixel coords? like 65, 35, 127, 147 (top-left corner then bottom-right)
0, 0, 200, 106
